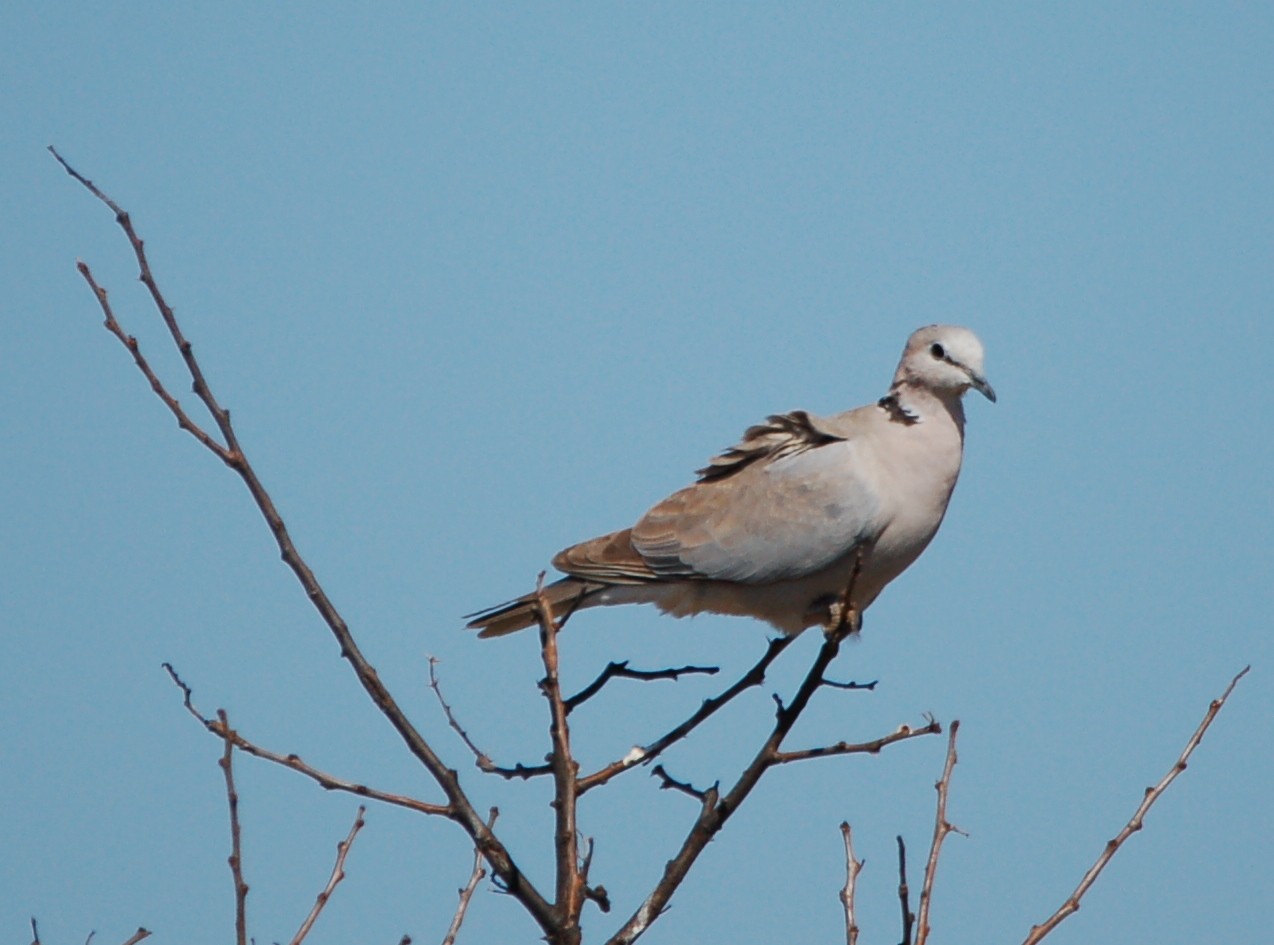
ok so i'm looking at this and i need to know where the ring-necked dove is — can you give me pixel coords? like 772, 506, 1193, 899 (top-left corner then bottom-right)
466, 325, 994, 638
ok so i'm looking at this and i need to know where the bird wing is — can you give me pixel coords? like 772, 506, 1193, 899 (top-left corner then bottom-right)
555, 410, 883, 585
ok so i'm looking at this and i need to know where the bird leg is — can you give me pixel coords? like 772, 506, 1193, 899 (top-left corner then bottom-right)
822, 552, 865, 640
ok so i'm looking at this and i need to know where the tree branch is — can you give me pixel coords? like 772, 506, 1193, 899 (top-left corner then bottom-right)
165, 663, 452, 817
53, 149, 555, 935
839, 822, 863, 945
896, 835, 914, 945
535, 580, 585, 943
441, 809, 496, 945
578, 634, 796, 795
914, 721, 962, 945
217, 710, 249, 945
565, 660, 719, 714
1021, 666, 1250, 945
289, 806, 366, 945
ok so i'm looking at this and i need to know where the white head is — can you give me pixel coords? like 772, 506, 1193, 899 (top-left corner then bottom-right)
892, 325, 996, 402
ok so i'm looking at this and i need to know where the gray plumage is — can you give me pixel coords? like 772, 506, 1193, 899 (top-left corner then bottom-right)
466, 325, 994, 638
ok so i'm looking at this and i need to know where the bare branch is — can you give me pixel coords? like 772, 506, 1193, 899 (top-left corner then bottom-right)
565, 660, 720, 713
165, 664, 452, 817
896, 836, 914, 945
772, 718, 942, 766
217, 710, 249, 945
29, 918, 39, 945
1021, 666, 1251, 945
289, 806, 367, 945
118, 932, 152, 945
651, 765, 716, 802
427, 657, 496, 772
915, 721, 962, 945
839, 822, 863, 945
441, 809, 495, 945
606, 560, 896, 945
578, 634, 796, 795
535, 579, 585, 941
54, 151, 555, 934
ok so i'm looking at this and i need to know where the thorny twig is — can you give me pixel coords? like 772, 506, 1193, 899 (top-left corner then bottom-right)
165, 664, 450, 817
915, 721, 962, 945
839, 823, 863, 945
289, 806, 367, 945
441, 809, 497, 945
1020, 667, 1250, 945
428, 657, 496, 772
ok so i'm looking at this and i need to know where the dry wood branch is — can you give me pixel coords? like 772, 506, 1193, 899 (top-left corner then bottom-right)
54, 150, 555, 936
565, 660, 720, 714
578, 634, 796, 795
442, 809, 496, 945
534, 580, 585, 942
428, 657, 496, 772
651, 765, 716, 802
217, 710, 250, 945
839, 822, 863, 945
772, 717, 941, 766
289, 806, 367, 945
119, 933, 152, 945
915, 721, 962, 945
165, 664, 452, 817
896, 836, 914, 945
1021, 666, 1250, 945
605, 569, 925, 945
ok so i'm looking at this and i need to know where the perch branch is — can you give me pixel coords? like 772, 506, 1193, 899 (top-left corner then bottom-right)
772, 717, 941, 765
289, 806, 366, 945
605, 562, 928, 945
1021, 666, 1250, 945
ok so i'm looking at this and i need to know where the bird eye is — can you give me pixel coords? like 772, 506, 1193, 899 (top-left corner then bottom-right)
930, 343, 945, 359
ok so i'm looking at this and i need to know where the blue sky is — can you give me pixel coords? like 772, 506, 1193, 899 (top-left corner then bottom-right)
3, 4, 1271, 943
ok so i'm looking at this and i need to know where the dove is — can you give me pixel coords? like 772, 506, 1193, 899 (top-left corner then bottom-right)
466, 325, 994, 638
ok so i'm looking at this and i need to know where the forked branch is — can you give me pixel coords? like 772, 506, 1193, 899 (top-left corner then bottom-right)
53, 148, 553, 936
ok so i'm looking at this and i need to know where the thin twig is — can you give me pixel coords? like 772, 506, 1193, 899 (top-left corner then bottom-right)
564, 661, 720, 713
839, 822, 863, 945
1021, 666, 1250, 945
427, 657, 496, 772
914, 721, 962, 945
217, 710, 249, 945
651, 765, 715, 802
119, 932, 152, 945
165, 664, 451, 817
578, 634, 796, 794
896, 836, 914, 945
54, 149, 554, 934
442, 809, 496, 945
30, 918, 39, 945
289, 806, 367, 945
772, 718, 942, 765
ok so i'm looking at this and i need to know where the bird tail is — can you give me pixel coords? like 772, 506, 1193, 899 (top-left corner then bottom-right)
464, 577, 605, 638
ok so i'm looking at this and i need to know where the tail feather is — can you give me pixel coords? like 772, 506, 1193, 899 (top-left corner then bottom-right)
465, 577, 604, 638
